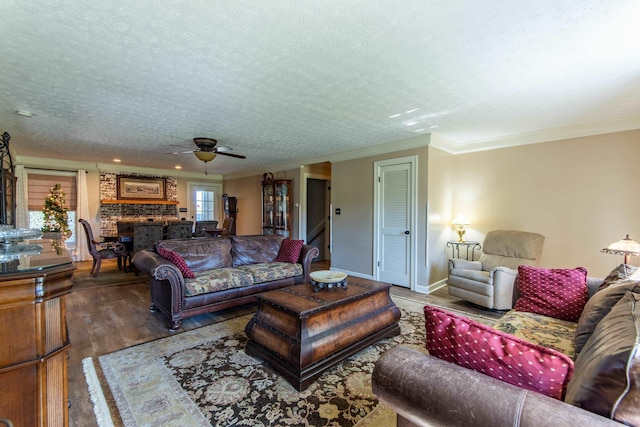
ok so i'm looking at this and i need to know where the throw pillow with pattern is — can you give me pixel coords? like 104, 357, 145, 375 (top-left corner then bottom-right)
514, 266, 588, 322
157, 246, 196, 279
276, 239, 304, 263
424, 305, 574, 400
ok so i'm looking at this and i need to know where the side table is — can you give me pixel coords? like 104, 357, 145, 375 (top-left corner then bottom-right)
447, 241, 481, 261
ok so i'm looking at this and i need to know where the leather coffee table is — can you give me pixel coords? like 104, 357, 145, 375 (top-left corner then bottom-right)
244, 280, 401, 391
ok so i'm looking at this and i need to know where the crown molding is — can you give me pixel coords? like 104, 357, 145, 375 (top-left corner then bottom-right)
430, 116, 640, 154
224, 133, 431, 180
15, 155, 223, 180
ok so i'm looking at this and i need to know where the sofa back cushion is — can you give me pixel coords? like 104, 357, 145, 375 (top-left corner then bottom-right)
231, 235, 284, 267
156, 238, 232, 271
574, 278, 640, 354
565, 291, 640, 425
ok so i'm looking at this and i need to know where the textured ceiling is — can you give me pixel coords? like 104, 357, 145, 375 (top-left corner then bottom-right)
1, 1, 640, 175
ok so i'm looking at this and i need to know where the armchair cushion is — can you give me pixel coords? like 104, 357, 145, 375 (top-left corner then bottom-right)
515, 266, 588, 322
449, 269, 491, 284
424, 305, 574, 400
449, 259, 482, 270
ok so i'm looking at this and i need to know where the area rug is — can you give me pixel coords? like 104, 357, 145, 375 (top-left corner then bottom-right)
84, 296, 497, 427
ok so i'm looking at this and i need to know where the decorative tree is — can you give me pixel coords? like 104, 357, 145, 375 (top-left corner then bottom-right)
42, 184, 70, 234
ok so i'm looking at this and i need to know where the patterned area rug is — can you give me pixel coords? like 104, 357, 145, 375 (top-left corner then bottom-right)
84, 296, 497, 426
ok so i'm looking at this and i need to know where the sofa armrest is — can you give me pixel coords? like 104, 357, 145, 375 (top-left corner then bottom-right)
298, 244, 320, 282
448, 259, 482, 271
372, 347, 620, 427
132, 249, 185, 289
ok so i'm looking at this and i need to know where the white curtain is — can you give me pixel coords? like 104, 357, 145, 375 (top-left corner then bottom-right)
14, 165, 29, 228
76, 170, 90, 261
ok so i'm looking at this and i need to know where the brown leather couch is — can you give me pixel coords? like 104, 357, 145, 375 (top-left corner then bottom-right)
133, 235, 318, 330
372, 273, 638, 426
372, 347, 620, 427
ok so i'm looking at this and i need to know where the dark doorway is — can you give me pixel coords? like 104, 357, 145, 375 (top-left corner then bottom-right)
306, 178, 329, 261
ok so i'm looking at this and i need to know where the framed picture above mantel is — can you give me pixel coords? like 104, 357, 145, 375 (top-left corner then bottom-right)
116, 176, 167, 201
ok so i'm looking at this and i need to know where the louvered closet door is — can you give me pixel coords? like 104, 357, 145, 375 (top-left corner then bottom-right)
378, 162, 412, 287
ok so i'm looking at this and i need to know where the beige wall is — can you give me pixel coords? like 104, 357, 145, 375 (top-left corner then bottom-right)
436, 129, 640, 278
331, 143, 431, 289
427, 146, 455, 285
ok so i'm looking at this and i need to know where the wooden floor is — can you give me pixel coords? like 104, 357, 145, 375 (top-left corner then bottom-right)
66, 258, 501, 426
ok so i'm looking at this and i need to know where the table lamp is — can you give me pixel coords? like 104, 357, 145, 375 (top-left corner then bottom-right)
601, 234, 640, 265
451, 215, 470, 242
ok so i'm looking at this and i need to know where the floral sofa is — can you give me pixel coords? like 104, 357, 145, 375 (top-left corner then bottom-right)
373, 264, 640, 426
133, 235, 319, 330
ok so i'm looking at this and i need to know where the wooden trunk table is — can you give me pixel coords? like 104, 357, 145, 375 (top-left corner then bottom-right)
244, 280, 401, 391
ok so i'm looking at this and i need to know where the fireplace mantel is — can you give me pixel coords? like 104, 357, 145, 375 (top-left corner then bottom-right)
101, 199, 179, 205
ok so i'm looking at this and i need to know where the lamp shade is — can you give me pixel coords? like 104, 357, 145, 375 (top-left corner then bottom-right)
451, 215, 470, 226
194, 151, 217, 162
601, 234, 640, 264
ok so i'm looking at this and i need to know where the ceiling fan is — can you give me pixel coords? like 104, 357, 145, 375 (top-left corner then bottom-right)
170, 137, 246, 174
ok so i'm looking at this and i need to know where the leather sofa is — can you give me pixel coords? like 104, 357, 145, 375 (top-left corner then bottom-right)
133, 235, 319, 330
373, 273, 639, 426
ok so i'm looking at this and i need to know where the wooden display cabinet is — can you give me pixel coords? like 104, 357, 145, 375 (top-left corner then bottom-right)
223, 193, 237, 235
0, 240, 76, 427
261, 173, 292, 238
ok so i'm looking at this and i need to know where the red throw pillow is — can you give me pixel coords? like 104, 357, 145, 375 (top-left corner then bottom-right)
157, 246, 196, 279
514, 266, 588, 322
276, 239, 304, 263
424, 305, 574, 400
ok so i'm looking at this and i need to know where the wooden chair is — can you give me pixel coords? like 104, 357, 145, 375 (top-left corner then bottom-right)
220, 217, 235, 237
79, 219, 126, 277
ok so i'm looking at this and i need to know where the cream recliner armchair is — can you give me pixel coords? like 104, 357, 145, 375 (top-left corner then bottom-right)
447, 230, 545, 310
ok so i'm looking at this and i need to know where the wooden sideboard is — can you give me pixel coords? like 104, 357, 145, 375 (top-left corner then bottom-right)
0, 240, 76, 427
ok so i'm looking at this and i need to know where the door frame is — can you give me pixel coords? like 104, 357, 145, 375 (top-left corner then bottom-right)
372, 155, 418, 289
299, 171, 331, 248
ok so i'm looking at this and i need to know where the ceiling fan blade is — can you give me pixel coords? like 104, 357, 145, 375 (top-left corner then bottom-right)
215, 146, 234, 153
170, 143, 196, 149
217, 152, 246, 159
165, 150, 195, 154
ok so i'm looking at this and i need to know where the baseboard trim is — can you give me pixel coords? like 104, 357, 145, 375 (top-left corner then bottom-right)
330, 267, 374, 281
425, 278, 447, 294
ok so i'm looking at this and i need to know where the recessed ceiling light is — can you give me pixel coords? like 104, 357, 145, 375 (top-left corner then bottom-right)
406, 121, 418, 126
113, 158, 121, 163
405, 108, 419, 114
175, 165, 182, 169
15, 110, 34, 117
389, 113, 402, 118
430, 125, 439, 129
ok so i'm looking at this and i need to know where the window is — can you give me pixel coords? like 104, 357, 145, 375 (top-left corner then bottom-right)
189, 183, 222, 222
27, 172, 77, 248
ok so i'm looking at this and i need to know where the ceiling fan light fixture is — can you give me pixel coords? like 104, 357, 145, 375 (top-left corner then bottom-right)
194, 151, 217, 162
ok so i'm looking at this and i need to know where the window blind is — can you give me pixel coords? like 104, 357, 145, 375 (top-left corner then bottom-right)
27, 174, 77, 211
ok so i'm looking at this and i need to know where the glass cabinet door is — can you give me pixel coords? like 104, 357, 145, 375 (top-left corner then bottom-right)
262, 174, 291, 237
